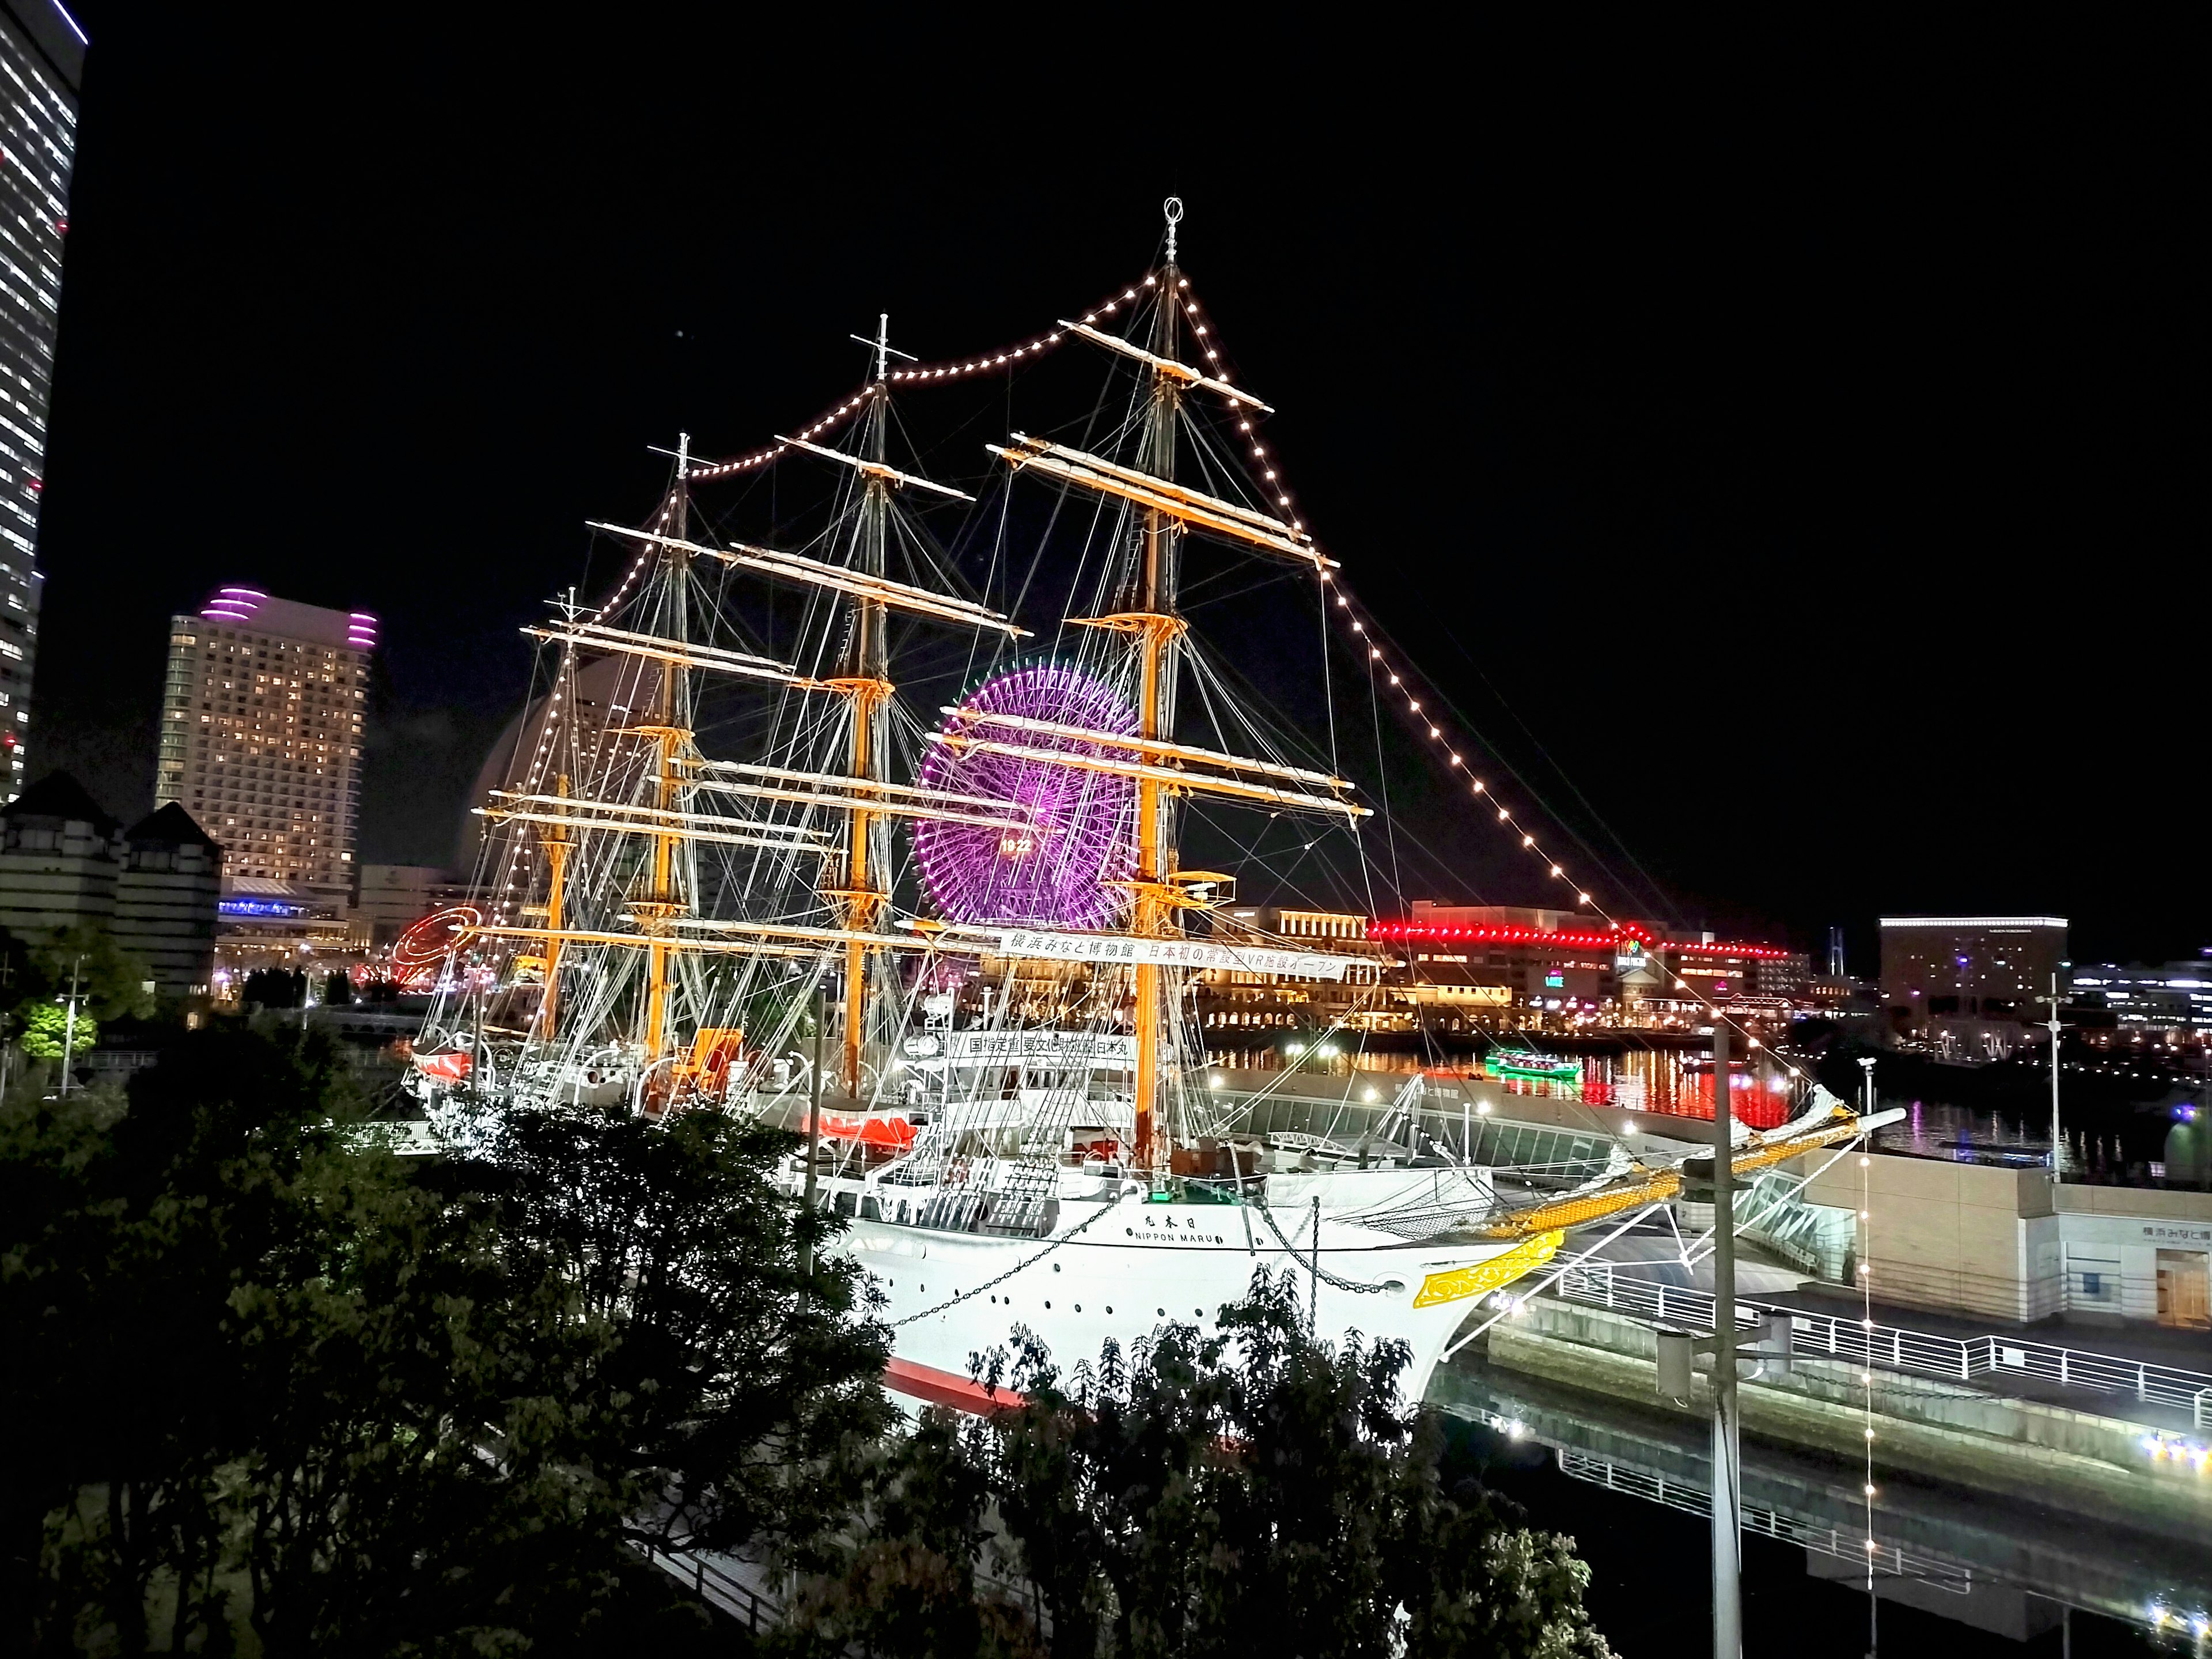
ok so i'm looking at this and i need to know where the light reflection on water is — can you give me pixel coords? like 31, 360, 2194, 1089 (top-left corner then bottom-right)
1209, 1045, 1806, 1130
1872, 1097, 2056, 1165
1436, 1355, 2187, 1654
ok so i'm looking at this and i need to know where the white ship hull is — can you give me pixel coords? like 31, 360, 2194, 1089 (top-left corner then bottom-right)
838, 1194, 1559, 1407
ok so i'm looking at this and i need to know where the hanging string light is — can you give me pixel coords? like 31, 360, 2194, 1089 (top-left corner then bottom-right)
1327, 564, 1796, 1058
681, 275, 1165, 483
1168, 273, 1800, 1072
481, 492, 680, 931
582, 264, 1801, 1077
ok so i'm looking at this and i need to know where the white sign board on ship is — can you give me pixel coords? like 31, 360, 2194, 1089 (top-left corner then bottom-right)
902, 1030, 1139, 1068
995, 927, 1358, 982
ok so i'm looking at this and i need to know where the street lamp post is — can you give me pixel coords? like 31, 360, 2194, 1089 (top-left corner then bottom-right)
57, 955, 84, 1097
2045, 972, 2063, 1183
1711, 1019, 1741, 1659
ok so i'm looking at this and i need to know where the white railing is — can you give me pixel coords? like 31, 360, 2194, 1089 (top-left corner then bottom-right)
1554, 1451, 1972, 1592
1552, 1263, 2212, 1421
641, 1543, 780, 1632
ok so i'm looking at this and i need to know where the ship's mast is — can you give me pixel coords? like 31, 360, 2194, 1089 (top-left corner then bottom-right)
637, 437, 694, 1067
532, 587, 582, 1043
828, 321, 898, 1096
533, 774, 573, 1039
1130, 199, 1188, 1172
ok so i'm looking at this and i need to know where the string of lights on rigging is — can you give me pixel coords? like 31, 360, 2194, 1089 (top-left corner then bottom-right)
486, 494, 677, 927
486, 257, 1802, 1075
679, 274, 1214, 483
1165, 274, 1800, 1070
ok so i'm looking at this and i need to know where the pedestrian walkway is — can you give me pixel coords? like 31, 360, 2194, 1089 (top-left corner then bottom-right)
1554, 1232, 2212, 1432
640, 1541, 781, 1633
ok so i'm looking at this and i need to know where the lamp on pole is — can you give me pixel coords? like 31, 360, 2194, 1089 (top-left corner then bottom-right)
57, 955, 84, 1097
2043, 972, 2064, 1183
1710, 1017, 1741, 1658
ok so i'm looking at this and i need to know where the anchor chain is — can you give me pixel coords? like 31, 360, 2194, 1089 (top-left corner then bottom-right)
891, 1192, 1128, 1327
1252, 1195, 1391, 1294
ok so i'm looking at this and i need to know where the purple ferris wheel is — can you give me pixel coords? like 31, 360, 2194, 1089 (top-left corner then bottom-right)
911, 663, 1139, 931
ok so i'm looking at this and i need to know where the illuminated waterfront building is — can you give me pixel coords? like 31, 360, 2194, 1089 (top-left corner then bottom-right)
0, 2, 84, 799
1194, 907, 1395, 1037
2067, 956, 2212, 1043
1879, 915, 2069, 1054
1190, 902, 1809, 1049
155, 590, 374, 889
1377, 903, 1808, 1024
211, 877, 364, 988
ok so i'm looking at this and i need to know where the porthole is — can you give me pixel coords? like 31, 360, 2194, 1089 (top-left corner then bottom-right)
1075, 1304, 1083, 1312
1044, 1300, 1052, 1309
1157, 1308, 1165, 1316
1054, 1263, 1061, 1272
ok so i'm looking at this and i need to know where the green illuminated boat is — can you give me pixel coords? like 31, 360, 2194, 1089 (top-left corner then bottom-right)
1486, 1049, 1582, 1084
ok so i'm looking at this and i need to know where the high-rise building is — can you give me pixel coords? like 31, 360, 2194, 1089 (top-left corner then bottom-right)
1878, 914, 2069, 1055
0, 2, 85, 800
156, 590, 374, 889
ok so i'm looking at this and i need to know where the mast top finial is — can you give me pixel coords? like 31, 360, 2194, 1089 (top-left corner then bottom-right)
1163, 196, 1183, 262
849, 314, 914, 386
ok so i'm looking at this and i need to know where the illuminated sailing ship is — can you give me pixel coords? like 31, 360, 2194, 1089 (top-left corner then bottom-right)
410, 203, 1882, 1403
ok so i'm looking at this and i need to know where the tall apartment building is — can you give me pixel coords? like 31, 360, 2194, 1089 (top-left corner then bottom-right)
0, 3, 85, 799
156, 590, 374, 890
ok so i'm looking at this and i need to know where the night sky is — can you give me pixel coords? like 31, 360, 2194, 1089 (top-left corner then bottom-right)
30, 14, 2200, 968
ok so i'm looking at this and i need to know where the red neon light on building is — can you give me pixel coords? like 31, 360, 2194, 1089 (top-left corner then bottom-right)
1368, 923, 1620, 949
1366, 921, 1790, 960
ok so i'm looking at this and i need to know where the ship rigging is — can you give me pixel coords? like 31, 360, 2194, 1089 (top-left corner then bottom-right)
411, 200, 1889, 1399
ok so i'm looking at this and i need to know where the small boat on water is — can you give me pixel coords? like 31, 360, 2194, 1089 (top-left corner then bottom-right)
1486, 1048, 1583, 1084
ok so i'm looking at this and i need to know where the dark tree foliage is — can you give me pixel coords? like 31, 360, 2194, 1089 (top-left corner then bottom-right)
2, 1021, 1612, 1656
240, 968, 308, 1010
320, 971, 354, 1006
776, 1272, 1614, 1659
0, 1033, 887, 1654
778, 1411, 1044, 1659
461, 1101, 895, 1560
2, 1027, 350, 1652
0, 922, 156, 1026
